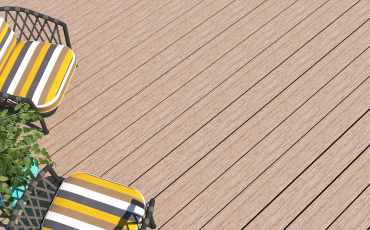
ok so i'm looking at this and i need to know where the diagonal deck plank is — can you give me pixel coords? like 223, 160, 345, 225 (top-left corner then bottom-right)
327, 183, 370, 229
99, 0, 325, 183
38, 0, 268, 170
55, 0, 205, 112
52, 0, 295, 175
152, 0, 369, 228
1, 0, 370, 229
66, 0, 142, 43
72, 0, 180, 59
245, 109, 370, 229
286, 146, 370, 229
102, 0, 331, 184
153, 9, 370, 228
134, 0, 364, 205
36, 0, 237, 150
200, 71, 370, 229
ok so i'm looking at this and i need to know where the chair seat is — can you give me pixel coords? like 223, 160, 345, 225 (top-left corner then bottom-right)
42, 173, 146, 230
0, 40, 76, 114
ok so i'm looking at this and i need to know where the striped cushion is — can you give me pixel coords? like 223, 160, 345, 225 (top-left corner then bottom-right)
0, 17, 16, 73
0, 40, 76, 114
42, 173, 146, 230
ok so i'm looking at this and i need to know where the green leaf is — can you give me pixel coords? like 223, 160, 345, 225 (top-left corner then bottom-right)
24, 170, 31, 178
0, 109, 8, 117
19, 113, 31, 120
0, 211, 8, 218
33, 130, 42, 139
0, 183, 11, 193
31, 143, 39, 152
5, 187, 13, 194
3, 154, 12, 162
5, 208, 12, 215
24, 103, 30, 111
3, 141, 9, 149
16, 127, 22, 136
23, 127, 30, 134
34, 158, 39, 167
41, 148, 47, 155
17, 140, 26, 148
39, 158, 46, 164
22, 146, 31, 153
31, 114, 40, 121
9, 140, 15, 148
34, 147, 41, 155
10, 114, 17, 121
23, 135, 34, 145
12, 178, 19, 187
24, 157, 31, 168
14, 103, 23, 112
0, 132, 7, 139
0, 176, 8, 181
3, 194, 13, 202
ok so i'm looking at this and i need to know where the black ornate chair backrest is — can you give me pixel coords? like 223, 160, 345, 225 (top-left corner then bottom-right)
0, 6, 72, 49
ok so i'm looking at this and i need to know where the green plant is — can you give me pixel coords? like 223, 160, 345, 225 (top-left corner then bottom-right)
0, 102, 56, 218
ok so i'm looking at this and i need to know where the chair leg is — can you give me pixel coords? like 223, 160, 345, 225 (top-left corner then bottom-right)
150, 214, 156, 229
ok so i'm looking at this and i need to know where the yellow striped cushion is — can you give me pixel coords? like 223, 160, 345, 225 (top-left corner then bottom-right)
42, 173, 146, 230
0, 40, 76, 114
0, 17, 16, 73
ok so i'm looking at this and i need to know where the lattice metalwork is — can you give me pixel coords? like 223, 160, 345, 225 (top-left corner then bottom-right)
8, 165, 62, 230
0, 6, 72, 49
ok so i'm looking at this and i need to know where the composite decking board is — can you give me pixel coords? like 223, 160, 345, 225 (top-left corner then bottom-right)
55, 0, 208, 112
37, 0, 268, 163
328, 184, 370, 229
200, 63, 370, 228
59, 0, 237, 95
9, 0, 76, 16
153, 12, 370, 228
66, 0, 143, 44
181, 74, 370, 229
157, 31, 370, 230
128, 0, 366, 195
147, 0, 370, 228
52, 0, 302, 177
52, 0, 251, 120
285, 146, 370, 229
72, 0, 186, 61
36, 0, 238, 147
244, 106, 370, 228
3, 0, 43, 8
101, 0, 333, 183
246, 121, 370, 229
0, 1, 369, 230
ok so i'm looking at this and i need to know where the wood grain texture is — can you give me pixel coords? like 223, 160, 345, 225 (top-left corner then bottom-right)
286, 146, 370, 229
327, 182, 370, 230
1, 0, 370, 229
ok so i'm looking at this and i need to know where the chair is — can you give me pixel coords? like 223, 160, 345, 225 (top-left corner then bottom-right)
8, 165, 157, 230
0, 6, 78, 135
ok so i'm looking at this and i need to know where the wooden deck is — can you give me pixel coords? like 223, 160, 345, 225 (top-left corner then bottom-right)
1, 0, 370, 229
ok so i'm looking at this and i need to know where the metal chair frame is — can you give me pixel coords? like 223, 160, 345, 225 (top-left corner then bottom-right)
8, 165, 157, 230
0, 6, 76, 135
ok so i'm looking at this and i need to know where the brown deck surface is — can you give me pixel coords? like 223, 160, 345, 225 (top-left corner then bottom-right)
1, 0, 369, 229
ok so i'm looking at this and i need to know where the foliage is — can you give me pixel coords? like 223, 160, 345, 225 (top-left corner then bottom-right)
0, 103, 55, 218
